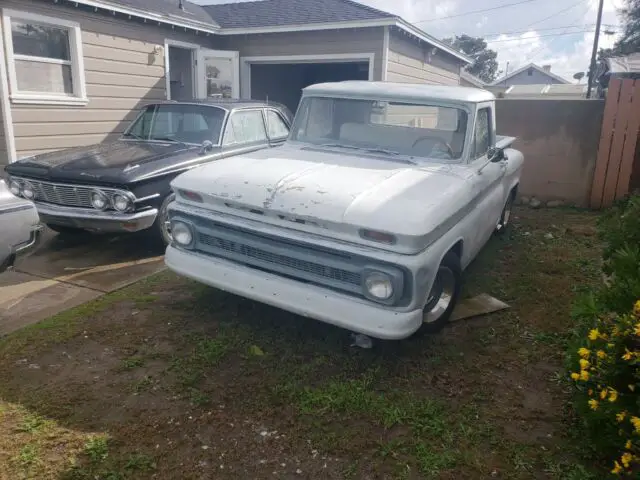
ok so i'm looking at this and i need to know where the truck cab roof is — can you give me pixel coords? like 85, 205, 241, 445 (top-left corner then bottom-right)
303, 81, 496, 104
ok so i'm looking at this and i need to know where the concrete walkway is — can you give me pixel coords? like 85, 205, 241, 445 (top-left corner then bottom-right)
0, 228, 166, 336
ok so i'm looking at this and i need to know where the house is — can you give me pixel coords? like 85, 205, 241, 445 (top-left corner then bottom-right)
459, 70, 485, 88
0, 0, 472, 166
490, 63, 569, 87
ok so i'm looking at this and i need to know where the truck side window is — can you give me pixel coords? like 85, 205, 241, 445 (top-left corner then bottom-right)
473, 108, 491, 159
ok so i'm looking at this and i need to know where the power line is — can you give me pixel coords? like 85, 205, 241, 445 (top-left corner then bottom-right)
413, 0, 542, 24
481, 23, 613, 38
520, 0, 589, 30
487, 29, 600, 43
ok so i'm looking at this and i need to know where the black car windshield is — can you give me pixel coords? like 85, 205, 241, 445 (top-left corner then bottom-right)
290, 97, 468, 162
123, 104, 227, 145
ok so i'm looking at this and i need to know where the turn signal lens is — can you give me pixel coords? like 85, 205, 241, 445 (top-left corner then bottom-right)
360, 229, 396, 244
179, 189, 203, 203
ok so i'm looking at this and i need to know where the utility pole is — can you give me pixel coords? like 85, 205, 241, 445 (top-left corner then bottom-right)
586, 0, 604, 99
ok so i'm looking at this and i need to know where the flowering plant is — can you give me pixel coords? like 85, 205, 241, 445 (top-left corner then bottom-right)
570, 300, 640, 475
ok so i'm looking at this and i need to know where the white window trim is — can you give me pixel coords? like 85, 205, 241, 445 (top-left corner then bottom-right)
2, 9, 88, 106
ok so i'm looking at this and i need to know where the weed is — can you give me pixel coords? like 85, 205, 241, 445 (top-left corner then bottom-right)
17, 413, 46, 433
125, 453, 156, 471
84, 435, 109, 463
17, 444, 38, 467
119, 356, 145, 371
132, 375, 154, 393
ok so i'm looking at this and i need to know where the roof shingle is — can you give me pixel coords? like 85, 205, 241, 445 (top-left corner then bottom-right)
105, 0, 219, 26
203, 0, 395, 29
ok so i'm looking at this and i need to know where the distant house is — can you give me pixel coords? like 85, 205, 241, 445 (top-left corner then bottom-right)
490, 63, 569, 87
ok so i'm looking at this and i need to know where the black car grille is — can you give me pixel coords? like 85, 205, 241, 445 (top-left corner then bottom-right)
11, 177, 123, 209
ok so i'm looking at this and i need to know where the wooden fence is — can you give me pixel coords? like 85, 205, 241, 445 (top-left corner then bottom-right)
590, 78, 640, 208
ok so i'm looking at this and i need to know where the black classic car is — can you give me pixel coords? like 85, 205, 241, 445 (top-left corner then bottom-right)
4, 99, 293, 246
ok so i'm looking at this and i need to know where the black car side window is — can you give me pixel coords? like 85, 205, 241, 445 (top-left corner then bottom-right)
222, 110, 268, 146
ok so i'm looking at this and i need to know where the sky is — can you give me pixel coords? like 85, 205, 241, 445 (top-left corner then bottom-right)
192, 0, 626, 83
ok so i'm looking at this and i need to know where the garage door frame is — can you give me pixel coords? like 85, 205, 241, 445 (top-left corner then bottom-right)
240, 53, 376, 99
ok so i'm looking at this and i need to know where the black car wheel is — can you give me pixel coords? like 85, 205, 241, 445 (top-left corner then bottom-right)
150, 193, 175, 247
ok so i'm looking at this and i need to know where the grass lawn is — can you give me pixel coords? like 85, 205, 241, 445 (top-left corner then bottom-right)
0, 207, 606, 479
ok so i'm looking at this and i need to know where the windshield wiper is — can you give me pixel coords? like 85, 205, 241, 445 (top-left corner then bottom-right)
152, 136, 189, 147
123, 132, 144, 140
320, 143, 415, 165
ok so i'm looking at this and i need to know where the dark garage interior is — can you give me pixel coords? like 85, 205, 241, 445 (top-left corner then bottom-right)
250, 61, 369, 113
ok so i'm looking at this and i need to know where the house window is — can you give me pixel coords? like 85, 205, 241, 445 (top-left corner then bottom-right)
2, 9, 87, 105
527, 67, 533, 76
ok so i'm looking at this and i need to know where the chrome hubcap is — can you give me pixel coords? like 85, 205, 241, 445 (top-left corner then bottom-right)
503, 200, 512, 226
423, 266, 456, 323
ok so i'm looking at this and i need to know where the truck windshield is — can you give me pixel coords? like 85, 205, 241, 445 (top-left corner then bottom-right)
123, 104, 227, 145
290, 97, 468, 161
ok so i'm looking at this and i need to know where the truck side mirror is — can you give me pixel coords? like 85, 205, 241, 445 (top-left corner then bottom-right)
488, 147, 505, 163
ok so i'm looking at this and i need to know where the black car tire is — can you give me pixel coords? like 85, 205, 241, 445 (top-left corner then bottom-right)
47, 224, 86, 235
415, 251, 462, 336
150, 193, 175, 248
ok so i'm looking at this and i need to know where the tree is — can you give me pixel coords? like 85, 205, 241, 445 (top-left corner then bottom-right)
573, 72, 585, 83
615, 0, 640, 54
442, 35, 500, 84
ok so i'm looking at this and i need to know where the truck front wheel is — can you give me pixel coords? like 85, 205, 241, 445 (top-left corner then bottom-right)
418, 251, 462, 334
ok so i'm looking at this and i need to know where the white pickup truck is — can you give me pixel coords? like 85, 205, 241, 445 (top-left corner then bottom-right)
164, 81, 524, 340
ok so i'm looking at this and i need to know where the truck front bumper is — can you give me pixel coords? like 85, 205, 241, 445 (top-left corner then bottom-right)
165, 245, 423, 340
36, 202, 158, 233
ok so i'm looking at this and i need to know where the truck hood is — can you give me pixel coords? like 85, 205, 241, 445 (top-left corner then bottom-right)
4, 140, 205, 185
172, 145, 469, 238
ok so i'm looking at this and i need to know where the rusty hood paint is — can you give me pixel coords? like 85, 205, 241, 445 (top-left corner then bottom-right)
170, 144, 469, 238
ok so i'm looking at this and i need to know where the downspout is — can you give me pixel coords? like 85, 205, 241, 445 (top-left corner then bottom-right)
0, 24, 16, 164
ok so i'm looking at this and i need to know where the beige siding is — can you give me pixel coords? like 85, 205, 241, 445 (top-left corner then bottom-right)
0, 101, 5, 166
4, 0, 219, 158
221, 28, 386, 81
387, 32, 462, 86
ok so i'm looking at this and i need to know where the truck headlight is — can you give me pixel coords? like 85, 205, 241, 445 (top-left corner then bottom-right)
22, 181, 36, 200
8, 179, 21, 196
90, 190, 109, 210
171, 221, 193, 247
112, 193, 133, 212
364, 271, 394, 300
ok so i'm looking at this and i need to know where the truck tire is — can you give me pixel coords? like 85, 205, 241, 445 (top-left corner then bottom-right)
495, 190, 515, 234
149, 193, 175, 248
418, 251, 462, 334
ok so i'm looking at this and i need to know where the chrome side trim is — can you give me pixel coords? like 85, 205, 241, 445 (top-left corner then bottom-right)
0, 203, 34, 215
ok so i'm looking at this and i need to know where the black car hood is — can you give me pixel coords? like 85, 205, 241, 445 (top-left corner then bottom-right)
5, 140, 209, 185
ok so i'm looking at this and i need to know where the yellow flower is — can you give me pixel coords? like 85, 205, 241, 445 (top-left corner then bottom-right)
589, 399, 599, 410
634, 300, 640, 316
612, 461, 623, 474
578, 347, 591, 358
631, 417, 640, 432
588, 329, 600, 341
622, 349, 633, 361
597, 350, 607, 359
601, 389, 608, 400
580, 370, 590, 381
570, 372, 580, 381
617, 412, 627, 423
609, 389, 619, 402
635, 323, 640, 336
579, 359, 590, 370
612, 326, 620, 337
629, 384, 636, 392
621, 452, 633, 468
626, 440, 632, 450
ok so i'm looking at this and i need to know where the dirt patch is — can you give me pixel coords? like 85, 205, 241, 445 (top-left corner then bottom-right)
0, 207, 605, 479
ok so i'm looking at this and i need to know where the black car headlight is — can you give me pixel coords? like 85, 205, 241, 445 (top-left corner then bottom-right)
8, 179, 21, 197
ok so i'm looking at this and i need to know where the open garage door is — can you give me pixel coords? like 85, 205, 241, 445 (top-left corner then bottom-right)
243, 57, 372, 113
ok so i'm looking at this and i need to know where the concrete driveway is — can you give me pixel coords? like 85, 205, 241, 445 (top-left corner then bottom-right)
0, 228, 166, 336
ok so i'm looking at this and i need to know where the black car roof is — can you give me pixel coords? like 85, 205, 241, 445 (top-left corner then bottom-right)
147, 98, 290, 111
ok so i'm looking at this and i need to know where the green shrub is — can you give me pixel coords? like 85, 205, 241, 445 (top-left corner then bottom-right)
568, 193, 640, 476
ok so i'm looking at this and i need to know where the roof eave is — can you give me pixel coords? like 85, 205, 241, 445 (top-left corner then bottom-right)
217, 17, 472, 64
393, 19, 472, 65
67, 0, 221, 33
